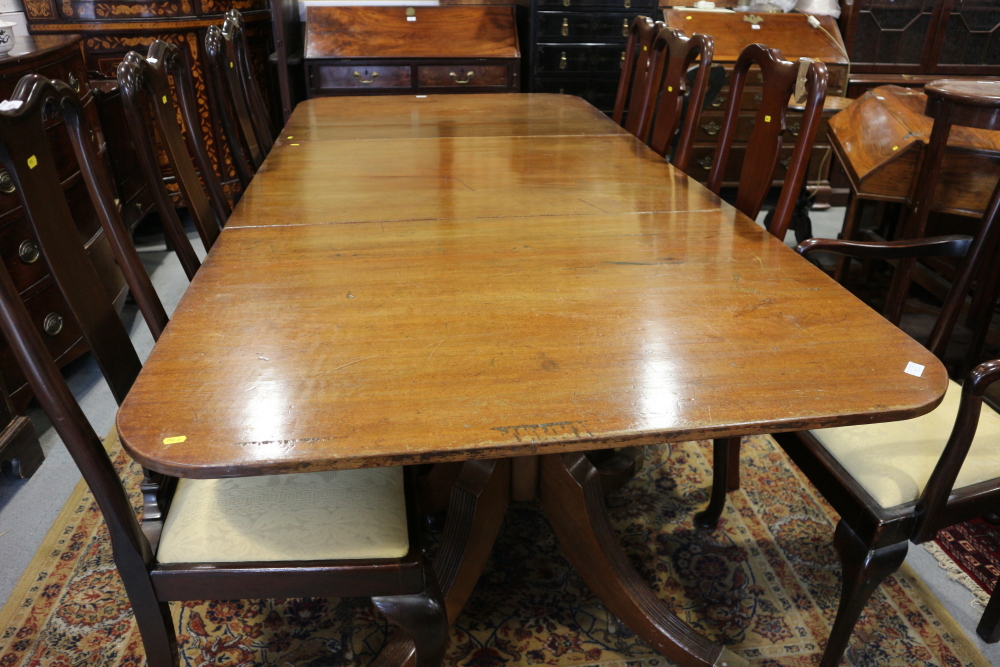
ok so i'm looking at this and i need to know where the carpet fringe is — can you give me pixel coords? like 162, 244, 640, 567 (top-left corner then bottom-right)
923, 541, 991, 611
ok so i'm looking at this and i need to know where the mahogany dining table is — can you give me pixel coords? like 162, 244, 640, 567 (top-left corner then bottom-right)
115, 93, 947, 667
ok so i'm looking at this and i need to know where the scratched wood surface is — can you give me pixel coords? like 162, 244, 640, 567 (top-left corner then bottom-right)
227, 133, 722, 228
118, 209, 945, 478
277, 94, 629, 142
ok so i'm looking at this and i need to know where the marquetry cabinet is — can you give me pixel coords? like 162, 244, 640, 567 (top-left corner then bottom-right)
528, 0, 657, 113
663, 10, 849, 201
304, 6, 520, 97
23, 0, 275, 196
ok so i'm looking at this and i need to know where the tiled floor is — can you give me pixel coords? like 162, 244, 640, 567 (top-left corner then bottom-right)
1, 209, 998, 664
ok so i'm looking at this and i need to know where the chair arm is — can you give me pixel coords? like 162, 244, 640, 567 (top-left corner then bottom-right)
914, 358, 1000, 542
796, 235, 973, 260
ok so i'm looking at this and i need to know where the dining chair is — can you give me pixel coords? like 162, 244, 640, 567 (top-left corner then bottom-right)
637, 27, 714, 172
981, 585, 1000, 642
706, 43, 828, 243
117, 41, 229, 267
611, 16, 662, 135
0, 73, 448, 667
696, 132, 1000, 665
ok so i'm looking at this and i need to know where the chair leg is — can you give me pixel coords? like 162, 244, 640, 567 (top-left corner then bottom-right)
820, 520, 908, 667
129, 594, 178, 667
373, 558, 448, 667
694, 437, 740, 530
977, 587, 1000, 643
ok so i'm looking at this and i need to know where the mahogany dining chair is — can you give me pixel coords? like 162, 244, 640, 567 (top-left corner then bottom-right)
611, 16, 662, 135
205, 9, 274, 188
0, 73, 449, 667
117, 41, 229, 269
697, 83, 1000, 667
706, 43, 827, 242
637, 27, 714, 172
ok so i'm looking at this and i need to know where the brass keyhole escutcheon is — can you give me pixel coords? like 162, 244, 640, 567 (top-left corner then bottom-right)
788, 122, 801, 136
624, 0, 631, 7
561, 18, 569, 36
697, 156, 713, 170
780, 157, 791, 169
0, 169, 15, 194
622, 18, 629, 37
43, 313, 63, 337
18, 240, 39, 264
711, 94, 725, 108
563, 0, 570, 7
701, 121, 720, 136
620, 51, 625, 69
450, 71, 475, 84
559, 52, 567, 69
353, 70, 378, 84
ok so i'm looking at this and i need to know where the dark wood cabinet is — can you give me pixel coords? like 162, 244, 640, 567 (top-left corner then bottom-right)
840, 0, 1000, 93
304, 6, 521, 97
528, 0, 656, 113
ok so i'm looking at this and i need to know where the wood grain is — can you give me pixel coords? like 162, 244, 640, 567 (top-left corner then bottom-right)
227, 133, 722, 228
304, 6, 519, 60
277, 94, 628, 142
118, 209, 945, 477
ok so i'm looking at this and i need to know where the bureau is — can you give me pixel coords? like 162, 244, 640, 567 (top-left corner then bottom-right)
305, 6, 520, 97
528, 0, 657, 114
663, 10, 849, 205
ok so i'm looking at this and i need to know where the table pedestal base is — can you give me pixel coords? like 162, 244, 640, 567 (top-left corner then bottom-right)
374, 453, 746, 667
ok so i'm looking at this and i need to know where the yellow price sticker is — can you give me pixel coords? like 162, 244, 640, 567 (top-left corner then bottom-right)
892, 145, 899, 151
163, 435, 187, 444
764, 115, 771, 123
26, 155, 37, 169
287, 135, 293, 139
667, 86, 673, 92
161, 95, 168, 104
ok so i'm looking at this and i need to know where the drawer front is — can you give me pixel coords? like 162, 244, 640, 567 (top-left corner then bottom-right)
687, 144, 832, 184
692, 110, 832, 144
36, 56, 89, 98
313, 65, 412, 91
536, 12, 634, 41
534, 77, 619, 112
537, 0, 655, 9
418, 64, 509, 89
535, 45, 625, 75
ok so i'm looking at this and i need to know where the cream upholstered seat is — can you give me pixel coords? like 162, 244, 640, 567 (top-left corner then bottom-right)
157, 466, 409, 563
811, 380, 1000, 508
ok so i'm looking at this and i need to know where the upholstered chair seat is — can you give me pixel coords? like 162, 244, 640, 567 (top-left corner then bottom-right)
157, 466, 409, 563
811, 380, 1000, 508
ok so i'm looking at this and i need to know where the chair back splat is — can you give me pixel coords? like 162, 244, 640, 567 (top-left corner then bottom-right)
225, 10, 276, 151
640, 28, 714, 171
706, 43, 827, 241
118, 41, 228, 260
611, 16, 661, 132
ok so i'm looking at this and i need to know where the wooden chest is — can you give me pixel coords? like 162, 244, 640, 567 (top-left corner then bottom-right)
663, 10, 849, 201
305, 6, 521, 97
527, 0, 658, 114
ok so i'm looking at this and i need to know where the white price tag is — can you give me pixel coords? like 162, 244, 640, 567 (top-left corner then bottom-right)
904, 362, 925, 377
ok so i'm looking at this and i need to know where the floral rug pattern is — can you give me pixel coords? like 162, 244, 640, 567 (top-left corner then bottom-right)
0, 433, 988, 667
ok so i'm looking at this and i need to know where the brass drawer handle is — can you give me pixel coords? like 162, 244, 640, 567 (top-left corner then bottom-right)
353, 70, 378, 84
620, 51, 625, 69
68, 71, 81, 94
450, 71, 474, 84
43, 313, 63, 337
753, 92, 763, 103
559, 52, 567, 69
563, 0, 570, 6
0, 169, 14, 194
711, 94, 725, 108
756, 72, 764, 84
780, 157, 791, 169
18, 240, 39, 264
624, 0, 630, 7
697, 156, 712, 170
562, 18, 569, 36
622, 18, 629, 37
788, 122, 800, 137
701, 121, 720, 136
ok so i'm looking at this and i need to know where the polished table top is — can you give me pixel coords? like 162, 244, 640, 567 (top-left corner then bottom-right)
116, 93, 947, 479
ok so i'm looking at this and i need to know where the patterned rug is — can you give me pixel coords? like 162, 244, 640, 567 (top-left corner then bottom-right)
0, 431, 989, 667
928, 519, 1000, 609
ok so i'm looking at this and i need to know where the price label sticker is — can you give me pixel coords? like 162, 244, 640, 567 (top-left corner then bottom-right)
904, 362, 925, 377
163, 435, 187, 444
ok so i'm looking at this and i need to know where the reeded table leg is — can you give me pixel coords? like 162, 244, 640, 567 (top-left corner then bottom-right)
371, 458, 511, 667
538, 452, 747, 667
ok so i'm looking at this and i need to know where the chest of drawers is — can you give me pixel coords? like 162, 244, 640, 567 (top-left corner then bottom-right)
305, 6, 521, 97
663, 10, 849, 204
528, 0, 657, 114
